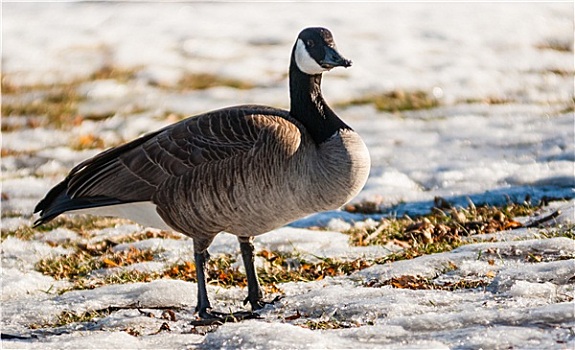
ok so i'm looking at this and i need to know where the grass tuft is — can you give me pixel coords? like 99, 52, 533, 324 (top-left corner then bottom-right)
68, 270, 160, 292
1, 86, 82, 129
461, 96, 516, 105
1, 225, 37, 241
36, 246, 160, 281
535, 39, 573, 52
257, 250, 371, 284
300, 319, 360, 330
337, 89, 439, 113
343, 201, 537, 248
342, 200, 544, 264
176, 73, 254, 91
367, 275, 490, 291
36, 250, 104, 280
163, 256, 247, 288
162, 251, 374, 291
1, 65, 140, 131
29, 309, 112, 329
70, 133, 106, 150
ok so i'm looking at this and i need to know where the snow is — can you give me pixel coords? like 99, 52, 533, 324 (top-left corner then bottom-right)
2, 2, 574, 349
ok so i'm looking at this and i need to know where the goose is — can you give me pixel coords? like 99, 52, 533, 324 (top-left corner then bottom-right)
34, 27, 371, 322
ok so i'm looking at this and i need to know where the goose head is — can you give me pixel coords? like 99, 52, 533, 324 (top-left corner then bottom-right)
293, 27, 352, 75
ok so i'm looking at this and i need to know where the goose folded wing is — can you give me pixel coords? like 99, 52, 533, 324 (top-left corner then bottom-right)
34, 107, 301, 225
53, 108, 297, 204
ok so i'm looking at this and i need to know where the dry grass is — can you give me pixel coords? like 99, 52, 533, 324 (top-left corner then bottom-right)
29, 309, 112, 329
337, 89, 439, 113
35, 247, 158, 280
535, 39, 573, 53
461, 96, 516, 105
20, 199, 570, 296
175, 73, 254, 91
1, 86, 83, 129
343, 200, 536, 249
1, 216, 129, 242
70, 134, 107, 151
2, 65, 254, 132
366, 275, 490, 291
300, 319, 360, 330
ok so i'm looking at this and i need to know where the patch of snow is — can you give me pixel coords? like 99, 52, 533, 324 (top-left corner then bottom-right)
201, 320, 366, 349
90, 224, 142, 239
508, 281, 558, 300
39, 228, 79, 244
1, 237, 74, 270
2, 2, 574, 349
1, 217, 33, 232
357, 237, 574, 283
78, 79, 131, 99
253, 227, 394, 260
1, 268, 70, 302
489, 259, 574, 293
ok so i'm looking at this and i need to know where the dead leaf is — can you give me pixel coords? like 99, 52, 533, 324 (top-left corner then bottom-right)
102, 258, 119, 267
485, 271, 496, 278
285, 310, 301, 321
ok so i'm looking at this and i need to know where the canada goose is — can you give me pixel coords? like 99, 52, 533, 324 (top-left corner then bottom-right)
34, 27, 371, 322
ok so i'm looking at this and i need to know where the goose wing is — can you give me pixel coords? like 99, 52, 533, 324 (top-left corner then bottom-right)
34, 105, 299, 224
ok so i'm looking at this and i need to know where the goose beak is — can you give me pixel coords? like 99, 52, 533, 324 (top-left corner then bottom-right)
320, 46, 352, 70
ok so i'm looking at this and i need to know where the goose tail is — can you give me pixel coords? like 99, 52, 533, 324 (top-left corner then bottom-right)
33, 180, 122, 227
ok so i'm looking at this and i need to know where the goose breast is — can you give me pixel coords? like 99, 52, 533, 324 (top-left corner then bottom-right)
308, 129, 371, 211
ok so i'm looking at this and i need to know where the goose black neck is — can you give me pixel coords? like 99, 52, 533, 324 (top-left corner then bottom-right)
289, 59, 351, 145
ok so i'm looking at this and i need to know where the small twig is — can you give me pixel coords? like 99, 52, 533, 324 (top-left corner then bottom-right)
525, 209, 562, 228
363, 222, 388, 244
1, 333, 37, 340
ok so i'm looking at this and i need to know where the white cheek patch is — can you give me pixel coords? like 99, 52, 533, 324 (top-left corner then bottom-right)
295, 39, 327, 75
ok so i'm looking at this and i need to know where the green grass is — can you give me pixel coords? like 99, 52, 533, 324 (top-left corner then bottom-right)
460, 96, 516, 105
36, 250, 105, 280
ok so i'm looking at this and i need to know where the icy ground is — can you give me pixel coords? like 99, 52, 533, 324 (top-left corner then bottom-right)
2, 2, 574, 349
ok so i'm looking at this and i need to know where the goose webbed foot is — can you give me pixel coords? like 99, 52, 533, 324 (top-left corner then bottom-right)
190, 309, 261, 326
244, 295, 283, 311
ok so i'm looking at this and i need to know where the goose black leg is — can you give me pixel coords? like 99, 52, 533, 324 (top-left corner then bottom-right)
194, 250, 213, 319
239, 237, 282, 310
191, 250, 260, 326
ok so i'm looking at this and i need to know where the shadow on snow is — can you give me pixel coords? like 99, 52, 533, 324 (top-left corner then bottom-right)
290, 176, 575, 228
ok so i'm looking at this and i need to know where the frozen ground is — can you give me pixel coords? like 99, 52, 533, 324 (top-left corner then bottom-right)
2, 2, 574, 349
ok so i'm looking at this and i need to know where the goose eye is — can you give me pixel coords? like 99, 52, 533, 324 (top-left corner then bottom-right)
306, 40, 315, 48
